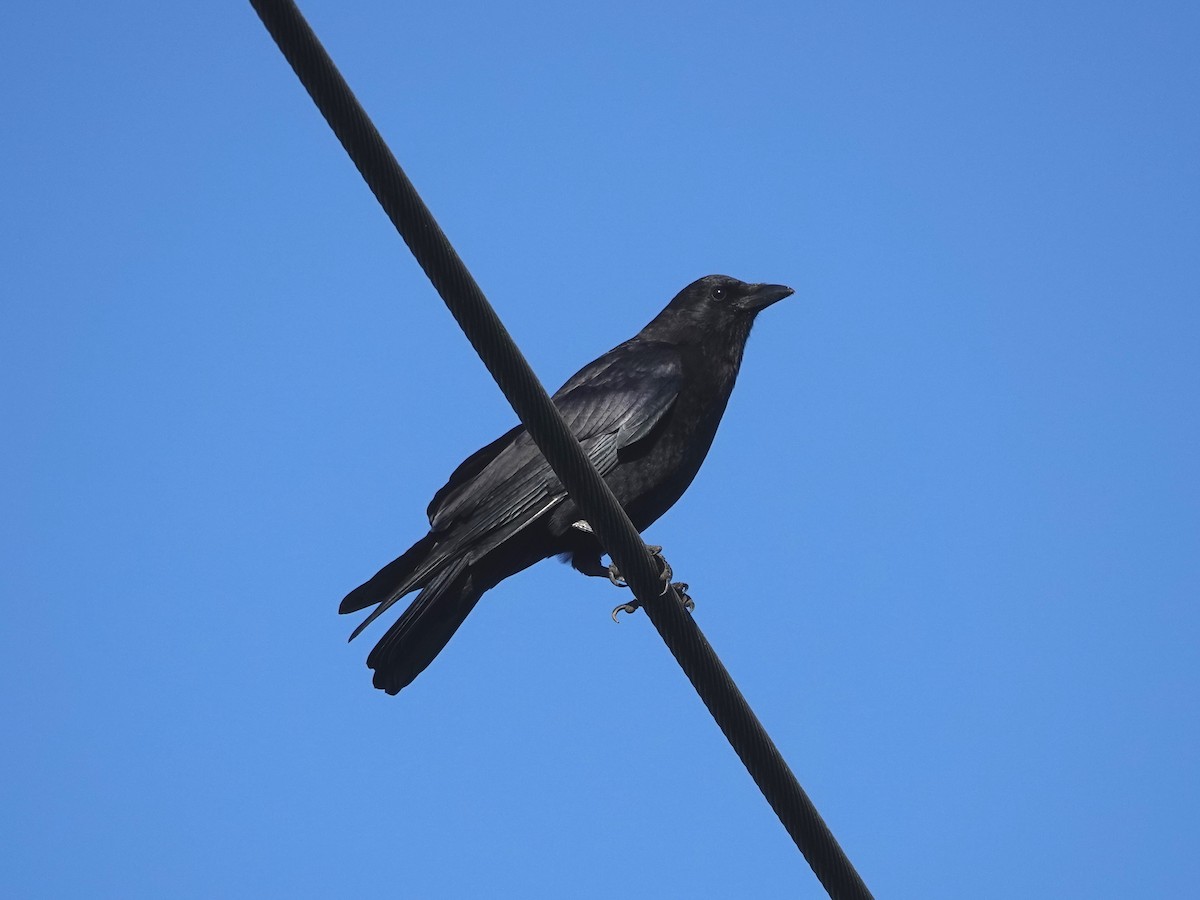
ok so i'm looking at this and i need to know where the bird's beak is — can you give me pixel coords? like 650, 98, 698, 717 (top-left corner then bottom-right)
746, 283, 795, 311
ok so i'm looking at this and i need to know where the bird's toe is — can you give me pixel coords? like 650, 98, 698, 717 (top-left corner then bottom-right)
611, 601, 640, 622
672, 582, 695, 612
606, 562, 629, 588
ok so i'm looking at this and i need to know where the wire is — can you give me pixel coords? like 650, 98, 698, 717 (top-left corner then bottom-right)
249, 2, 874, 897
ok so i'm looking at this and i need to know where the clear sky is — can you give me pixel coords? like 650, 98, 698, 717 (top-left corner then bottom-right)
3, 2, 1198, 897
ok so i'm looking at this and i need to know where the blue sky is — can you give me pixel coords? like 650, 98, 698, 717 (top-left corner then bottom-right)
3, 2, 1197, 897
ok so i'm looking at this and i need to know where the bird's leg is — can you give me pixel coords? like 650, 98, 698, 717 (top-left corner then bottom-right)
608, 547, 695, 620
569, 525, 694, 619
607, 558, 637, 620
607, 545, 668, 588
611, 582, 695, 620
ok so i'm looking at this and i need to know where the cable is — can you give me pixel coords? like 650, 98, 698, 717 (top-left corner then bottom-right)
248, 2, 874, 897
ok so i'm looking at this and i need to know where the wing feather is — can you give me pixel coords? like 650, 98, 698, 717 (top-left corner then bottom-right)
423, 341, 683, 561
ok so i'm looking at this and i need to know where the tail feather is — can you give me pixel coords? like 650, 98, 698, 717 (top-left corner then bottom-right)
366, 557, 479, 694
340, 532, 438, 616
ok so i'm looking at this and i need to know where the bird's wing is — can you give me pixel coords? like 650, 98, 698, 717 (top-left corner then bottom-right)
426, 424, 523, 523
343, 343, 681, 641
426, 342, 683, 552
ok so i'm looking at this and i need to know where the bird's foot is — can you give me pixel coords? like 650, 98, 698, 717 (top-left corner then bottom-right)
606, 545, 672, 589
611, 583, 695, 622
607, 546, 688, 621
606, 563, 628, 589
674, 582, 695, 612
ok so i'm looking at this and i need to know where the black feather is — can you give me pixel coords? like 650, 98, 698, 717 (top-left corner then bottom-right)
341, 275, 793, 693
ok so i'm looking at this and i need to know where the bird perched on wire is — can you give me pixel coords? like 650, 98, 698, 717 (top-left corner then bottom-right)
342, 274, 794, 694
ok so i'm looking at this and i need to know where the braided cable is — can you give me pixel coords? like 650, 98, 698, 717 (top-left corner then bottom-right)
249, 3, 873, 896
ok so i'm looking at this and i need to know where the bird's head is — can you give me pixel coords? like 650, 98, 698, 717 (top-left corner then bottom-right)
691, 274, 794, 315
643, 275, 794, 342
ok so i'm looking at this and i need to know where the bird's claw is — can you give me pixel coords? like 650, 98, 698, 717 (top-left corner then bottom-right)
672, 582, 695, 612
607, 547, 690, 620
611, 602, 640, 622
649, 546, 673, 586
606, 562, 628, 589
607, 546, 672, 590
611, 582, 695, 622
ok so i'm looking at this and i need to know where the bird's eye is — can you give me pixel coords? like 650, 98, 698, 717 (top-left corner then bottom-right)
710, 286, 726, 301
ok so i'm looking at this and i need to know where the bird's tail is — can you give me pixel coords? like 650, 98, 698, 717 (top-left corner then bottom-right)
340, 533, 482, 694
365, 556, 479, 694
340, 532, 438, 617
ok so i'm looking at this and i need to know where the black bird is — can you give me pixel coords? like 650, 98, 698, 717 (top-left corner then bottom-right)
342, 274, 794, 694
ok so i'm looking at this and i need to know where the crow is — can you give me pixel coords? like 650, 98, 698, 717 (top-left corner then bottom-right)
342, 274, 793, 694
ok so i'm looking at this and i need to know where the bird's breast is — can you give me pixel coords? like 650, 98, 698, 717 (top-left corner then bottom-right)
607, 363, 739, 531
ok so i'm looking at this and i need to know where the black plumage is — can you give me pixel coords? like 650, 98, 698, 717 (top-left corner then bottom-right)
342, 274, 793, 694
